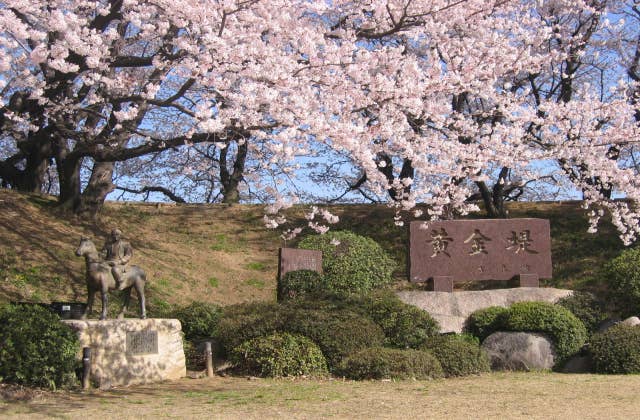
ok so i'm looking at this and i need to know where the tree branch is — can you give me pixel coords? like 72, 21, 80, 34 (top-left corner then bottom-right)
114, 185, 186, 203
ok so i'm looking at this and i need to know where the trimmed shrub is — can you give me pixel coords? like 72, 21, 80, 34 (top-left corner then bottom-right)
503, 301, 588, 364
215, 302, 285, 356
557, 292, 608, 334
171, 301, 222, 341
464, 306, 509, 341
465, 302, 587, 366
0, 304, 79, 389
231, 332, 328, 377
421, 334, 490, 377
283, 308, 385, 371
283, 291, 439, 349
359, 290, 440, 348
336, 347, 444, 380
589, 324, 640, 374
600, 248, 640, 317
298, 231, 396, 296
277, 270, 324, 302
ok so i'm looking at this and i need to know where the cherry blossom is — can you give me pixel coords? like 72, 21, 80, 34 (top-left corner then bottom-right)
0, 0, 639, 243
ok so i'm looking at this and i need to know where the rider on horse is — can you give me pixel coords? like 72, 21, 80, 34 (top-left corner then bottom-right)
102, 228, 133, 289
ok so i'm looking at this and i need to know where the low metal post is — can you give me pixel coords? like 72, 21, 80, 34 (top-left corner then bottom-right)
205, 341, 214, 378
82, 347, 91, 390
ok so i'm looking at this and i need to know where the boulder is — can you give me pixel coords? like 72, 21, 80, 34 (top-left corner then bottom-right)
396, 288, 573, 333
481, 331, 556, 371
619, 316, 640, 327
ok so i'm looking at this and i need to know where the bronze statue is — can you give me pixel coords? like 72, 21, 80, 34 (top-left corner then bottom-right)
75, 234, 147, 320
101, 228, 133, 289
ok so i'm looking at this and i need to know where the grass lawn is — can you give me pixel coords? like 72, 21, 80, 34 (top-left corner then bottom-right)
2, 372, 640, 419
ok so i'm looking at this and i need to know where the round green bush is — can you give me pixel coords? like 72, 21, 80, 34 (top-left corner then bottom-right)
465, 302, 587, 366
589, 324, 640, 374
421, 334, 490, 377
557, 292, 608, 334
359, 291, 440, 348
601, 248, 640, 317
231, 332, 328, 377
336, 347, 444, 380
0, 304, 79, 389
464, 306, 509, 341
215, 302, 285, 356
277, 270, 324, 302
298, 231, 396, 296
283, 308, 385, 371
171, 301, 222, 341
503, 301, 588, 364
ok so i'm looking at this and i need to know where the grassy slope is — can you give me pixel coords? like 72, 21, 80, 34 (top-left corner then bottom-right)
0, 189, 627, 315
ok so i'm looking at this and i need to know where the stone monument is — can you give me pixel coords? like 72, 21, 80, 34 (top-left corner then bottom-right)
409, 218, 552, 292
64, 318, 186, 388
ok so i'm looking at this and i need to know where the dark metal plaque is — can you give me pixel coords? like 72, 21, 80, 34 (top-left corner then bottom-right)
126, 330, 158, 355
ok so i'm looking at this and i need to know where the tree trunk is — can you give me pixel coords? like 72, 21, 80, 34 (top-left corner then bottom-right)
220, 140, 248, 204
76, 160, 116, 217
56, 154, 83, 212
475, 167, 510, 218
4, 132, 52, 193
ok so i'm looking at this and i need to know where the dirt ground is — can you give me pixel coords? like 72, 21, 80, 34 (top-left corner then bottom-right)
1, 372, 639, 419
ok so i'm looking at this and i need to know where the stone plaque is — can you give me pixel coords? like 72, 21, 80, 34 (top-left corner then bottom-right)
410, 218, 552, 289
278, 248, 323, 279
126, 330, 158, 355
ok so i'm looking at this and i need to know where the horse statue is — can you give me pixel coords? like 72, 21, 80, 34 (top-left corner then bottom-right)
75, 236, 147, 320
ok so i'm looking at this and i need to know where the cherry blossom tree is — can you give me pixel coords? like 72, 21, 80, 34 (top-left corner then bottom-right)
281, 0, 640, 243
1, 0, 639, 243
0, 0, 317, 215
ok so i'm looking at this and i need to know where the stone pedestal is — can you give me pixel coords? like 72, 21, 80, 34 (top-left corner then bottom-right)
63, 318, 186, 388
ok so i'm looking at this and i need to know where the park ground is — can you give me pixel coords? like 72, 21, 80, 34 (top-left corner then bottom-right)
0, 190, 637, 419
2, 372, 640, 419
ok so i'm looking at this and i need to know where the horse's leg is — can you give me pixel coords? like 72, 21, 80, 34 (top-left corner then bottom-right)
135, 277, 146, 319
100, 287, 109, 320
83, 285, 95, 319
118, 287, 131, 319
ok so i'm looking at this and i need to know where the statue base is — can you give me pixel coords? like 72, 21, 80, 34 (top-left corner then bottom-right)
63, 318, 186, 389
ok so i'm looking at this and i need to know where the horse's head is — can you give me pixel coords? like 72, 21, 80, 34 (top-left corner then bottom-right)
75, 236, 95, 257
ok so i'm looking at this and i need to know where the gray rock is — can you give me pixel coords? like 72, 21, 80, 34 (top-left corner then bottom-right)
396, 288, 573, 333
481, 331, 556, 371
619, 316, 640, 327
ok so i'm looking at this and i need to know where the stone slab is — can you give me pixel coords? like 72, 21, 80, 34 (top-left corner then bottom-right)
396, 288, 573, 333
64, 318, 186, 388
409, 219, 552, 284
278, 248, 323, 279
